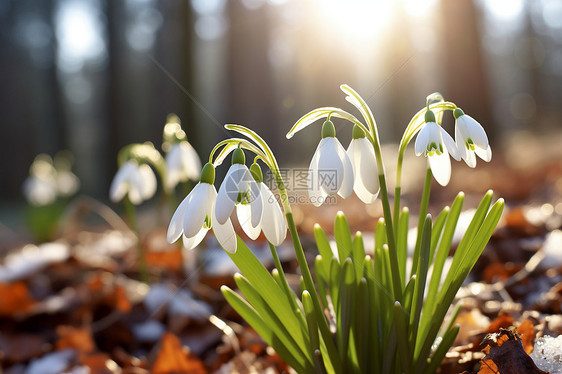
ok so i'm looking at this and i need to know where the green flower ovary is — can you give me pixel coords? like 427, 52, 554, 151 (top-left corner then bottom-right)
204, 215, 212, 229
465, 137, 476, 151
237, 190, 252, 205
425, 141, 443, 156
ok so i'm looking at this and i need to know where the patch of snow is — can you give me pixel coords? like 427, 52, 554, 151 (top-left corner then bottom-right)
530, 335, 562, 374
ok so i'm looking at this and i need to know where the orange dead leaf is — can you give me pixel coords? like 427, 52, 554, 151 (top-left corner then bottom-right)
145, 247, 184, 272
487, 313, 514, 334
0, 282, 35, 316
478, 329, 548, 374
114, 285, 132, 313
152, 332, 206, 374
56, 325, 96, 354
516, 320, 536, 355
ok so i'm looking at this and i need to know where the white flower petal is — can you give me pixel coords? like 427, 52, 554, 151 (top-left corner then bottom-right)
259, 183, 286, 246
318, 137, 344, 195
415, 124, 431, 156
182, 227, 209, 251
167, 187, 196, 243
335, 139, 354, 199
215, 164, 249, 224
475, 145, 492, 162
236, 203, 261, 240
461, 115, 489, 149
109, 162, 135, 202
308, 142, 327, 207
138, 164, 157, 200
439, 127, 461, 161
455, 123, 469, 161
464, 148, 477, 168
183, 183, 215, 238
212, 209, 237, 253
355, 138, 379, 194
428, 150, 451, 186
180, 142, 202, 181
248, 179, 263, 228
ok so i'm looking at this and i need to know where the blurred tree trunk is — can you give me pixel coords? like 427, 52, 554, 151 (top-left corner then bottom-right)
154, 0, 196, 148
439, 0, 495, 138
225, 1, 277, 142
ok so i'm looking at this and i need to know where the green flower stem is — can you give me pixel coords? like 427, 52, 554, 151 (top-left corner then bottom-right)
268, 242, 301, 316
124, 197, 149, 283
393, 147, 405, 234
286, 212, 341, 372
411, 167, 432, 277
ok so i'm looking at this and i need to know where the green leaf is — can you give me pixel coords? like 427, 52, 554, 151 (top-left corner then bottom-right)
409, 215, 432, 349
314, 223, 335, 275
227, 238, 311, 359
352, 232, 366, 284
374, 217, 387, 250
423, 325, 459, 374
221, 286, 310, 373
393, 302, 411, 374
303, 291, 325, 373
340, 84, 377, 134
335, 212, 353, 261
337, 258, 356, 371
397, 207, 409, 287
429, 207, 449, 264
355, 278, 369, 374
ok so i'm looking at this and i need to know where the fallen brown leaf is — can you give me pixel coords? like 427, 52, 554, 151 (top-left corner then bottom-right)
0, 282, 35, 316
152, 332, 206, 374
478, 329, 548, 374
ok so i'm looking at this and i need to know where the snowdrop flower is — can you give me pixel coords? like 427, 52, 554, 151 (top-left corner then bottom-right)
167, 163, 237, 253
215, 147, 263, 246
110, 161, 157, 205
414, 110, 460, 186
237, 163, 286, 245
23, 155, 59, 206
346, 125, 379, 204
165, 141, 202, 190
454, 108, 492, 167
308, 120, 354, 206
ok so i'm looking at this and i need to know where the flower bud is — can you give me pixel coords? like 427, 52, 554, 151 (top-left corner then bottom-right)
321, 120, 336, 138
200, 162, 215, 184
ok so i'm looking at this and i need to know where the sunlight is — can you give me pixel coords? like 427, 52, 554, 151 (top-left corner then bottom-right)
316, 0, 394, 43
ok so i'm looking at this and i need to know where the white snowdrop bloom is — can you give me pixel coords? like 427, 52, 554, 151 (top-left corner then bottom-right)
167, 163, 237, 253
454, 108, 492, 168
215, 148, 263, 243
346, 126, 379, 204
110, 161, 157, 205
22, 154, 58, 206
308, 120, 354, 207
165, 141, 202, 190
414, 110, 461, 187
23, 174, 58, 206
237, 163, 286, 245
56, 170, 80, 197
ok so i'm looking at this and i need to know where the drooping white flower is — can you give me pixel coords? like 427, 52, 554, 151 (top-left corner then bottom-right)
414, 111, 460, 186
23, 154, 59, 206
167, 163, 237, 253
236, 163, 286, 245
308, 120, 354, 206
346, 126, 379, 204
215, 147, 263, 233
110, 161, 157, 205
165, 141, 202, 190
454, 109, 492, 168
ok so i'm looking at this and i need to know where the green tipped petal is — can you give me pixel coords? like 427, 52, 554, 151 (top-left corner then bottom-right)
424, 109, 436, 123
200, 162, 215, 184
232, 146, 246, 165
453, 108, 465, 119
321, 120, 336, 138
250, 162, 263, 183
352, 124, 366, 139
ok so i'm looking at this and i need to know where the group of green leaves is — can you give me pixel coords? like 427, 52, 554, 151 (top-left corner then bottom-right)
221, 190, 503, 374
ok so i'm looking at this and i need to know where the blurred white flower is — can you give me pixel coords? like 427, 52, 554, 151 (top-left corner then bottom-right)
165, 141, 202, 190
308, 121, 354, 206
23, 153, 79, 206
414, 116, 460, 186
454, 109, 492, 168
110, 161, 157, 205
346, 127, 379, 204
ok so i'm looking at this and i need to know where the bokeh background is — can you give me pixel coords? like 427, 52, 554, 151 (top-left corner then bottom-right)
1, 0, 562, 226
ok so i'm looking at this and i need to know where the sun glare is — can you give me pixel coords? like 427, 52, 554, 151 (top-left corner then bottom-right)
316, 0, 395, 43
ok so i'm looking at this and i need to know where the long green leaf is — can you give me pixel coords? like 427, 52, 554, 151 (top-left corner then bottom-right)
286, 107, 368, 139
334, 212, 353, 261
221, 286, 310, 373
